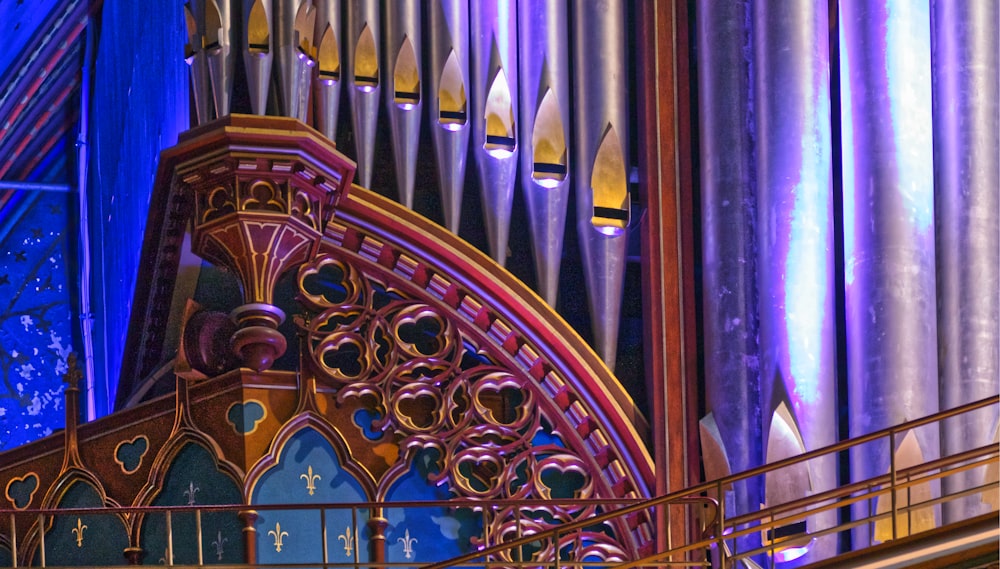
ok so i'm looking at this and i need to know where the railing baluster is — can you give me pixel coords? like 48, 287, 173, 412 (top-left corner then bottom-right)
321, 507, 328, 567
10, 512, 17, 568
37, 514, 45, 568
195, 508, 203, 566
716, 480, 725, 569
889, 430, 898, 541
166, 509, 174, 566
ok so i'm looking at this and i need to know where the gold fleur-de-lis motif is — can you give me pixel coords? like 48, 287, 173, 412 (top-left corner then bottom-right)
71, 518, 87, 547
268, 522, 289, 552
212, 530, 228, 560
299, 465, 321, 496
184, 481, 200, 505
397, 528, 417, 559
337, 526, 353, 557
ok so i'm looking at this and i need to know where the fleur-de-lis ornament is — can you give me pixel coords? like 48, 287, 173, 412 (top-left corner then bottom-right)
299, 465, 321, 496
398, 528, 417, 559
268, 522, 289, 552
184, 481, 200, 505
338, 526, 354, 557
212, 530, 228, 560
71, 518, 87, 547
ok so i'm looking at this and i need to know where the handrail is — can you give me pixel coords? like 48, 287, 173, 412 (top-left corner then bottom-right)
1, 395, 995, 569
420, 394, 999, 569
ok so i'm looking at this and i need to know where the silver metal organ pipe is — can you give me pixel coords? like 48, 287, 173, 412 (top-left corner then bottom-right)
313, 0, 341, 141
932, 0, 1000, 523
384, 1, 423, 209
427, 0, 470, 233
697, 0, 761, 522
345, 0, 381, 187
471, 0, 519, 266
204, 0, 235, 117
274, 0, 315, 120
571, 0, 629, 369
840, 0, 940, 542
754, 1, 838, 559
517, 0, 570, 307
185, 0, 214, 124
242, 0, 273, 115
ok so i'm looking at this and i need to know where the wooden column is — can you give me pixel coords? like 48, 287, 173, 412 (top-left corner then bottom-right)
635, 0, 700, 551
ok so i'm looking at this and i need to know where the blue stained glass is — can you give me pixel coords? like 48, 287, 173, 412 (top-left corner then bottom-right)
0, 191, 78, 450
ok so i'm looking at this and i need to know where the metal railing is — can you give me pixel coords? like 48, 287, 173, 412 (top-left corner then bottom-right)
0, 395, 996, 568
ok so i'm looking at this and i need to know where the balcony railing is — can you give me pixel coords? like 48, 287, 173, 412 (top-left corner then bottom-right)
1, 395, 996, 568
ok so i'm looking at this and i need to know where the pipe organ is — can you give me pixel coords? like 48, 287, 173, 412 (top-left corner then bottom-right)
181, 0, 632, 368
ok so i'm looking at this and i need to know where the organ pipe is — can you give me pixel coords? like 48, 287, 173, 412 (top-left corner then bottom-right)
470, 0, 519, 266
517, 0, 570, 307
184, 0, 214, 124
840, 0, 940, 542
204, 0, 235, 118
313, 0, 341, 141
932, 0, 1000, 523
696, 0, 761, 526
345, 0, 381, 187
572, 0, 629, 368
242, 0, 273, 115
754, 2, 838, 560
274, 0, 315, 121
427, 0, 471, 233
384, 1, 423, 209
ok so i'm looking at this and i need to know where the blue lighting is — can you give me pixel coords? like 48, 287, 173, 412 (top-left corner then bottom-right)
886, 0, 934, 234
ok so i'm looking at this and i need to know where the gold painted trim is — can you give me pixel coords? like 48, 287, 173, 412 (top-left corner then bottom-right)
113, 435, 150, 475
227, 398, 269, 436
4, 471, 40, 510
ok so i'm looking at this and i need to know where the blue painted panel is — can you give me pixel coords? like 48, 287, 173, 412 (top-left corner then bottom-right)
384, 450, 482, 565
252, 428, 369, 566
36, 481, 129, 566
140, 444, 243, 565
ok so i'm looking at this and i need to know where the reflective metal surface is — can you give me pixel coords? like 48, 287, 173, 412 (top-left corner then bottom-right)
242, 0, 273, 115
204, 0, 235, 117
471, 0, 519, 266
313, 0, 341, 141
572, 0, 628, 368
932, 0, 1000, 523
345, 0, 381, 187
754, 1, 838, 560
518, 0, 570, 307
696, 0, 761, 525
384, 0, 422, 208
274, 0, 315, 120
427, 0, 471, 233
840, 0, 940, 544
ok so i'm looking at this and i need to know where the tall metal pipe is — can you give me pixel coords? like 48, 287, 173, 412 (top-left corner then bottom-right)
384, 1, 422, 209
345, 0, 381, 187
78, 20, 98, 420
840, 0, 939, 542
185, 0, 214, 123
932, 0, 1000, 522
572, 0, 629, 368
204, 0, 235, 117
427, 0, 470, 233
697, 0, 761, 527
242, 0, 273, 115
313, 0, 341, 141
754, 1, 838, 560
517, 0, 570, 307
471, 0, 519, 266
274, 0, 315, 120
